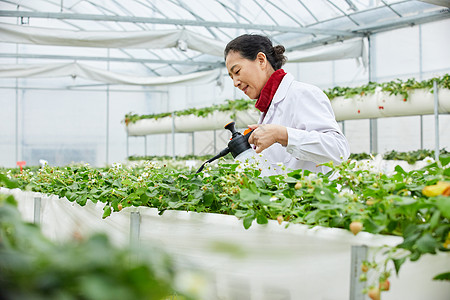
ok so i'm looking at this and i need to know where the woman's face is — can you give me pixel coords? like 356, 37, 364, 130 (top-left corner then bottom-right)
225, 51, 273, 100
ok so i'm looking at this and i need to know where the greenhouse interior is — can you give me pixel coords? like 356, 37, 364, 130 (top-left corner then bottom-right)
0, 0, 449, 299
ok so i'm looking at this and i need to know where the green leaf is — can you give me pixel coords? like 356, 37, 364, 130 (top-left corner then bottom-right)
0, 173, 19, 189
392, 257, 406, 275
102, 205, 111, 219
203, 191, 214, 206
284, 177, 298, 183
394, 165, 407, 175
121, 179, 133, 186
258, 194, 271, 205
65, 191, 76, 202
389, 195, 417, 206
112, 179, 122, 188
363, 218, 385, 234
243, 214, 255, 229
314, 188, 333, 202
439, 154, 450, 167
234, 210, 247, 218
168, 201, 183, 209
416, 233, 438, 254
436, 196, 450, 219
139, 193, 149, 205
256, 213, 268, 225
429, 210, 441, 230
136, 187, 147, 195
433, 272, 450, 281
444, 168, 450, 177
76, 194, 87, 206
69, 182, 79, 191
240, 188, 260, 202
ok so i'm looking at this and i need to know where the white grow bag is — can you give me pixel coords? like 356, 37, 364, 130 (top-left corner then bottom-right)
127, 109, 260, 136
331, 88, 450, 121
126, 88, 450, 136
1, 187, 449, 300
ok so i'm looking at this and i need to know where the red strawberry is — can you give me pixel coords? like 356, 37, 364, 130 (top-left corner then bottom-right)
379, 279, 390, 291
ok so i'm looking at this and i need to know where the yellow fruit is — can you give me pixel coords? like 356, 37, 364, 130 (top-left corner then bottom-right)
422, 181, 450, 197
361, 263, 369, 273
294, 182, 302, 190
444, 186, 450, 196
368, 287, 380, 300
118, 203, 123, 211
350, 221, 363, 235
366, 199, 375, 206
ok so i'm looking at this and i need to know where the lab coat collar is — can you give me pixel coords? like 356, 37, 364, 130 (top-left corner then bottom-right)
259, 73, 294, 124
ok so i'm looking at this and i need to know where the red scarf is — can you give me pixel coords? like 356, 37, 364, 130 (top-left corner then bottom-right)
255, 69, 287, 113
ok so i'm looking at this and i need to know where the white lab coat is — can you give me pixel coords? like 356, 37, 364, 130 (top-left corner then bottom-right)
257, 73, 350, 174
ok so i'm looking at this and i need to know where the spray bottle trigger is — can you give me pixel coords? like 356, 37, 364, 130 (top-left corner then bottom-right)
243, 128, 252, 136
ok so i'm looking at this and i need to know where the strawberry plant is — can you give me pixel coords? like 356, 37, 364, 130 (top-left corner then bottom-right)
124, 98, 256, 124
124, 74, 449, 125
325, 73, 449, 100
0, 175, 186, 300
1, 154, 449, 297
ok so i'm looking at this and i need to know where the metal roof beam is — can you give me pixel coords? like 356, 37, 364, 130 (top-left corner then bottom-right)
0, 10, 362, 37
286, 36, 355, 52
380, 0, 403, 17
286, 10, 449, 51
0, 53, 224, 67
297, 0, 319, 23
353, 10, 450, 34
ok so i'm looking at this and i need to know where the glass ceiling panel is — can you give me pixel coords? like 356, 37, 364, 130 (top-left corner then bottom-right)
351, 6, 399, 25
0, 0, 448, 81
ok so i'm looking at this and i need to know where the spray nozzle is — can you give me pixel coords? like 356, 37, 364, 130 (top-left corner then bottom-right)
224, 121, 240, 138
195, 122, 254, 173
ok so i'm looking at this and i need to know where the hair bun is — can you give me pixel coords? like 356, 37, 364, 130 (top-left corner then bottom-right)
273, 45, 285, 55
273, 45, 287, 68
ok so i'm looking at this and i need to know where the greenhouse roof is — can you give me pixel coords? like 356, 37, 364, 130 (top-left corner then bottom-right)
0, 0, 449, 83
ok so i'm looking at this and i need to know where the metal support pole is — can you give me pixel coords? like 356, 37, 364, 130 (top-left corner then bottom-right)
106, 49, 110, 165
419, 26, 424, 151
15, 78, 19, 164
15, 31, 19, 164
106, 85, 110, 164
349, 245, 368, 300
164, 134, 168, 156
33, 197, 41, 224
370, 119, 378, 154
341, 121, 345, 136
367, 35, 378, 155
433, 80, 439, 162
171, 112, 175, 159
144, 135, 147, 157
192, 132, 195, 155
130, 211, 140, 248
213, 130, 217, 154
126, 132, 129, 159
419, 25, 423, 81
420, 115, 424, 150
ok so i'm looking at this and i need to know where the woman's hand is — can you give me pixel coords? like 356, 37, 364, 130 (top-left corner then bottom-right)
247, 124, 288, 153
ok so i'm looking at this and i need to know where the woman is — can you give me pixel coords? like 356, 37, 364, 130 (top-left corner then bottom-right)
224, 34, 350, 174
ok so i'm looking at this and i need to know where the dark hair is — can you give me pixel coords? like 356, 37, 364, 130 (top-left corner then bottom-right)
224, 34, 287, 70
